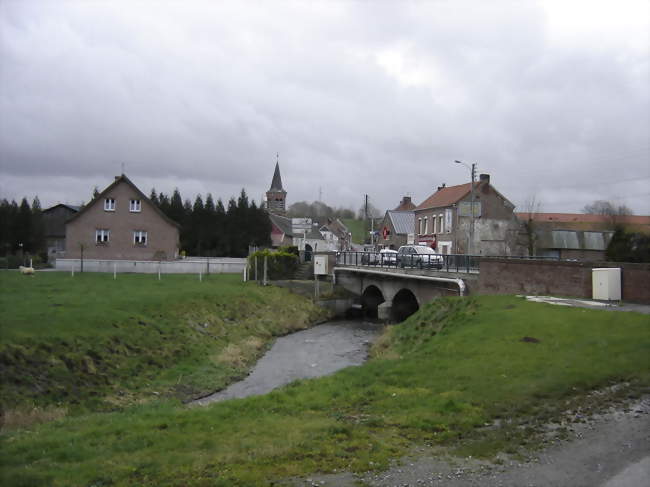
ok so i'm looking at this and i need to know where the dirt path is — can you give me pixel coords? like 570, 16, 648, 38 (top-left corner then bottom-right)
291, 396, 650, 487
193, 320, 382, 406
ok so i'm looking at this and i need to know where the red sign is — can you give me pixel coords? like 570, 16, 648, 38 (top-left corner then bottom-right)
382, 227, 389, 240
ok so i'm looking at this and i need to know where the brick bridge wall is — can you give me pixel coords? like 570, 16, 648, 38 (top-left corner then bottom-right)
478, 258, 650, 304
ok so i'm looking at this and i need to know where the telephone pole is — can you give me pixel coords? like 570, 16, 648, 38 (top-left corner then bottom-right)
454, 160, 477, 255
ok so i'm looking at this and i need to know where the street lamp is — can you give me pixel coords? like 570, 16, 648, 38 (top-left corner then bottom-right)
454, 160, 476, 255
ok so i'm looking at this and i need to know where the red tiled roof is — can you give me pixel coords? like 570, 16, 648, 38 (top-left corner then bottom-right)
394, 201, 416, 211
515, 213, 650, 225
415, 183, 472, 210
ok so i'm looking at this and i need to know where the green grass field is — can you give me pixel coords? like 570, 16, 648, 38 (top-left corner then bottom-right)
342, 218, 366, 244
1, 283, 649, 486
0, 271, 330, 417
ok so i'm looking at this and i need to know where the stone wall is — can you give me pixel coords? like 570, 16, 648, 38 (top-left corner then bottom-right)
478, 258, 650, 304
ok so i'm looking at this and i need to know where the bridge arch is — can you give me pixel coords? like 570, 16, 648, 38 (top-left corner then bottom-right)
361, 285, 385, 319
391, 288, 420, 322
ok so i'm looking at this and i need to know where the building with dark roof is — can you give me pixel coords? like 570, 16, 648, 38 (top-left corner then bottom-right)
65, 175, 180, 261
378, 210, 415, 249
43, 203, 80, 259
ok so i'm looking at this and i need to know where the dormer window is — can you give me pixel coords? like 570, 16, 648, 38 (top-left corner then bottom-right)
129, 199, 141, 212
104, 198, 115, 211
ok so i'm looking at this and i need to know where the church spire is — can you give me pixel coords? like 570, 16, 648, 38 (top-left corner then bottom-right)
269, 153, 284, 191
266, 154, 287, 214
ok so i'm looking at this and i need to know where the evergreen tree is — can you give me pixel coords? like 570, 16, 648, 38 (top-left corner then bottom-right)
15, 198, 32, 254
190, 195, 205, 255
0, 199, 12, 255
158, 192, 170, 214
214, 198, 227, 255
169, 189, 184, 225
149, 188, 159, 206
31, 197, 45, 256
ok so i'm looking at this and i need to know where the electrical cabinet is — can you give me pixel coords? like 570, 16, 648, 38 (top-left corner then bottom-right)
592, 268, 621, 301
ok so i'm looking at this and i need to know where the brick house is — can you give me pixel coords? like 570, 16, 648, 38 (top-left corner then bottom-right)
65, 175, 180, 261
414, 174, 521, 255
43, 203, 80, 259
378, 211, 415, 249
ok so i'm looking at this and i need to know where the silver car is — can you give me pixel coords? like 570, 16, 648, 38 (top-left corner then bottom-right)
397, 245, 444, 269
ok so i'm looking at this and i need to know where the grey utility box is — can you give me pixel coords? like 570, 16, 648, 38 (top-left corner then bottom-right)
592, 268, 621, 301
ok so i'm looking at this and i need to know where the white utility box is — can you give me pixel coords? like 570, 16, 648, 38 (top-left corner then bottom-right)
592, 268, 621, 301
314, 255, 328, 275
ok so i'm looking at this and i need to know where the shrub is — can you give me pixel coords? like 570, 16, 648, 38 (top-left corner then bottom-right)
248, 249, 299, 280
0, 255, 22, 269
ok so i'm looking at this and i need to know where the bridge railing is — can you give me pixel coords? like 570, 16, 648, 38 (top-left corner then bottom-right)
336, 251, 480, 273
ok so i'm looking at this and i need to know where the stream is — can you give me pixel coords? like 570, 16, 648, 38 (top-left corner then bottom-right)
193, 320, 382, 406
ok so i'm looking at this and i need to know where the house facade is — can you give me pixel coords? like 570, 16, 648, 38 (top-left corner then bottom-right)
43, 203, 80, 259
378, 210, 415, 249
414, 174, 522, 255
65, 175, 180, 261
319, 218, 351, 251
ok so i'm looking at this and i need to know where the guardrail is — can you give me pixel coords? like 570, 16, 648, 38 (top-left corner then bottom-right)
336, 251, 480, 273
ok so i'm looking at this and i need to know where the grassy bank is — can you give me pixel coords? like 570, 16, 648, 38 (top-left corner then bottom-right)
0, 272, 330, 420
1, 294, 649, 486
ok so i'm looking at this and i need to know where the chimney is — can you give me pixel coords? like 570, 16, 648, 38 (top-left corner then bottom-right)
479, 174, 490, 185
400, 196, 412, 205
437, 183, 446, 191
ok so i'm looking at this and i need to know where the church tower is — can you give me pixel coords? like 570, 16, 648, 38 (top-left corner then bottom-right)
266, 156, 287, 215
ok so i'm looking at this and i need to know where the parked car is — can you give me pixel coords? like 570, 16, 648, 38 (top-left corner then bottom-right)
397, 245, 444, 269
379, 248, 398, 266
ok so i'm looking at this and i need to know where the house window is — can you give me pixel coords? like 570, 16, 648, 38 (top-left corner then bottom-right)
96, 229, 110, 244
439, 215, 444, 233
129, 199, 141, 212
433, 216, 437, 234
418, 218, 422, 235
104, 198, 115, 211
424, 217, 428, 234
133, 230, 148, 245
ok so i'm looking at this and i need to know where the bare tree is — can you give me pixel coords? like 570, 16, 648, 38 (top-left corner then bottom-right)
582, 200, 633, 227
521, 195, 542, 256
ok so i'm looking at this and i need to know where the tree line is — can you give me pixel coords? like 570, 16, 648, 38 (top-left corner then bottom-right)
0, 197, 45, 259
0, 187, 271, 260
148, 187, 271, 257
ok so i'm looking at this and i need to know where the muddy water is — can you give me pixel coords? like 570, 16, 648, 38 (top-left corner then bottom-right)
194, 320, 382, 406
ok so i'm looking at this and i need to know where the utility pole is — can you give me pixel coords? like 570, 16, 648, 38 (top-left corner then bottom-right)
470, 163, 476, 256
364, 194, 369, 245
454, 160, 477, 255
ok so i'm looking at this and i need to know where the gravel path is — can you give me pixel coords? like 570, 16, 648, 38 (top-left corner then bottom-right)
291, 396, 650, 487
193, 320, 382, 405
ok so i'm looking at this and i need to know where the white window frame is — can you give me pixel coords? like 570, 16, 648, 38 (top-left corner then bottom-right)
96, 229, 110, 244
129, 199, 141, 212
104, 198, 115, 211
418, 218, 422, 235
423, 217, 428, 234
433, 216, 437, 234
439, 214, 444, 233
133, 230, 148, 245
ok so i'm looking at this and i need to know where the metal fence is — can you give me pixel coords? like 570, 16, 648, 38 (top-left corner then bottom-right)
336, 251, 480, 273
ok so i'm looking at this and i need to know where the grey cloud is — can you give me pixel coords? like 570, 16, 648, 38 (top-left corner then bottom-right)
0, 0, 648, 215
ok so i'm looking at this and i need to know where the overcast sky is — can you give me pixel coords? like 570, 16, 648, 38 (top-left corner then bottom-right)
1, 0, 648, 215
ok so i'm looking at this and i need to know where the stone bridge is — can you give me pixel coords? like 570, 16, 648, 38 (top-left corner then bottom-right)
333, 267, 479, 321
